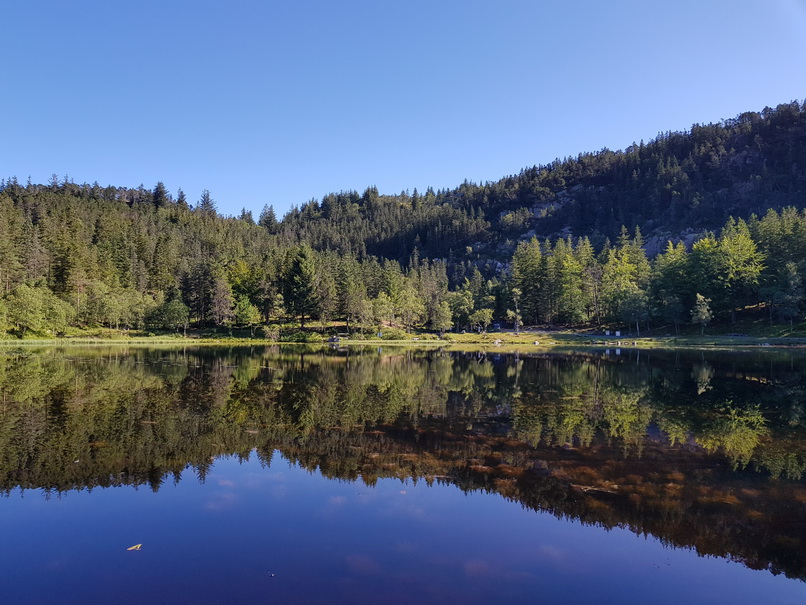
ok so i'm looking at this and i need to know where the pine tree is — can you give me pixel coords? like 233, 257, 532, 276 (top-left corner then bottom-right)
341, 266, 368, 332
651, 241, 690, 332
569, 237, 600, 322
372, 291, 394, 329
182, 262, 215, 324
511, 237, 542, 324
211, 277, 235, 326
176, 188, 189, 210
0, 299, 8, 335
773, 262, 803, 332
601, 247, 645, 324
315, 266, 337, 330
719, 218, 764, 323
282, 246, 318, 327
258, 204, 279, 232
153, 182, 169, 209
395, 283, 425, 332
432, 300, 453, 335
239, 208, 255, 225
197, 190, 216, 217
554, 238, 586, 323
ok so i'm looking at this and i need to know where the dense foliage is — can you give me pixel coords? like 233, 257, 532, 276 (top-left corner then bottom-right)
1, 101, 805, 337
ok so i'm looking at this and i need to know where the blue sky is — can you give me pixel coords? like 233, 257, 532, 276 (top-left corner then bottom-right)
2, 0, 805, 217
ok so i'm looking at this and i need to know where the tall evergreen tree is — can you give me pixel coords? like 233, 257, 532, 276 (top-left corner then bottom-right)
197, 190, 216, 217
511, 237, 542, 324
176, 188, 189, 210
239, 208, 255, 224
211, 276, 235, 326
258, 204, 279, 232
153, 182, 169, 209
554, 238, 586, 323
718, 218, 765, 323
651, 241, 690, 332
182, 262, 215, 324
282, 246, 318, 327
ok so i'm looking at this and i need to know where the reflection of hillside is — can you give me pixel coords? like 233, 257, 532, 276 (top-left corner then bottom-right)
1, 347, 806, 579
275, 423, 806, 581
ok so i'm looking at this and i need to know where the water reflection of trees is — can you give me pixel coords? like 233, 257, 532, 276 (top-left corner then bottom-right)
2, 347, 804, 484
509, 354, 790, 472
1, 346, 806, 578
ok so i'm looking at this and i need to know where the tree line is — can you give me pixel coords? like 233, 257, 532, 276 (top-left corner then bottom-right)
0, 102, 805, 337
0, 204, 802, 339
0, 182, 804, 337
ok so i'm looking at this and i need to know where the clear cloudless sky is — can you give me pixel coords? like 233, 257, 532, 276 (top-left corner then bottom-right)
2, 0, 805, 217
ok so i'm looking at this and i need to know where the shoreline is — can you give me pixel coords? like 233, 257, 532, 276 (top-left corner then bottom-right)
2, 331, 806, 351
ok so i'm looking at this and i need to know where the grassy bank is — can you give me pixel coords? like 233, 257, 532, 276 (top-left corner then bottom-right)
2, 325, 806, 351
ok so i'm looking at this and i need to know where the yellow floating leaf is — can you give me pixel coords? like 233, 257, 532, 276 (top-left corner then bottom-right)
126, 544, 142, 551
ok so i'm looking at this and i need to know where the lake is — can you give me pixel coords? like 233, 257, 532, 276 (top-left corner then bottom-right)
1, 345, 805, 604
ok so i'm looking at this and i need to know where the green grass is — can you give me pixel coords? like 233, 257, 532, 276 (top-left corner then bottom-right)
2, 317, 806, 351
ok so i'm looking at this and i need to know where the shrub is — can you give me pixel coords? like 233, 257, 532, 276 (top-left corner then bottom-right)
261, 325, 281, 341
380, 327, 409, 340
279, 330, 322, 343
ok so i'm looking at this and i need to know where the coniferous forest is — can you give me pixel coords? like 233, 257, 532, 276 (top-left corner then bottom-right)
1, 101, 805, 338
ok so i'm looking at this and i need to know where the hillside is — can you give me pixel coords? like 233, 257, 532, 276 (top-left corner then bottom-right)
281, 100, 806, 260
0, 100, 804, 337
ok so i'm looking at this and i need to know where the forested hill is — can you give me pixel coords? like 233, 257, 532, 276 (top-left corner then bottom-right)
3, 100, 805, 265
281, 101, 806, 260
0, 100, 805, 337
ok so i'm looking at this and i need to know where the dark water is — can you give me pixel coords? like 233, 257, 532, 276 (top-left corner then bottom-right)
1, 345, 805, 604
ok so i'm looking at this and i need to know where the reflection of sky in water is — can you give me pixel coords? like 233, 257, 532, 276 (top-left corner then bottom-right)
1, 453, 804, 604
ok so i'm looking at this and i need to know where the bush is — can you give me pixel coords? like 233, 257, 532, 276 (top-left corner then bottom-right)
279, 330, 322, 343
261, 325, 281, 341
380, 328, 409, 340
145, 299, 189, 332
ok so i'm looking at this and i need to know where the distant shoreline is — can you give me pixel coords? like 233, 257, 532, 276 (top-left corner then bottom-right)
2, 330, 806, 351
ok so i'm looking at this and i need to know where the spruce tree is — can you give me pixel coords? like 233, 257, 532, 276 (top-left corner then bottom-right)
282, 246, 318, 327
197, 190, 216, 217
258, 204, 279, 232
153, 182, 169, 209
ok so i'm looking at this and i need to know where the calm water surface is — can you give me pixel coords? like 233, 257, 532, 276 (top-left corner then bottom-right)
1, 345, 805, 604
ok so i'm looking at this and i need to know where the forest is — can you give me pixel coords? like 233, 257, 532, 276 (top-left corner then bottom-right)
0, 101, 805, 338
